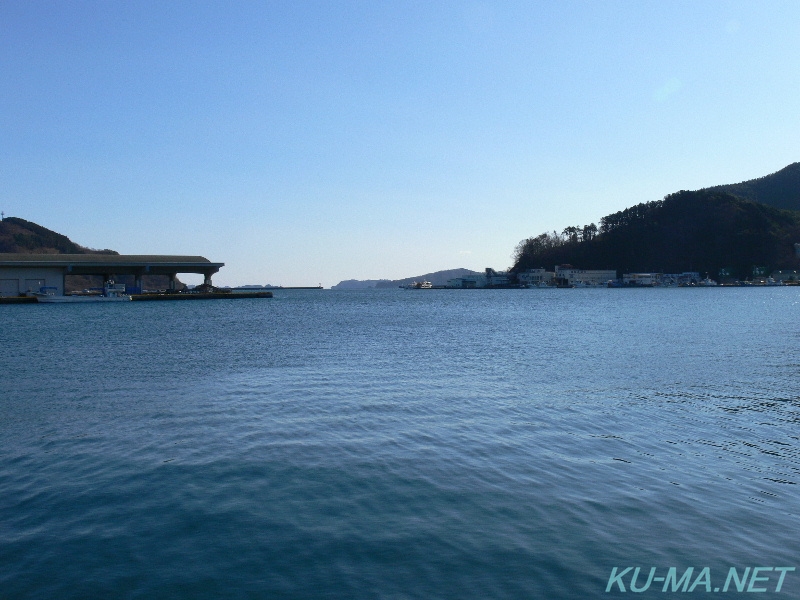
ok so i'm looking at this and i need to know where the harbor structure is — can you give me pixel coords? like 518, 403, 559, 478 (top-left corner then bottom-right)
484, 268, 511, 287
659, 272, 701, 286
517, 268, 554, 286
769, 269, 800, 283
0, 254, 224, 297
554, 265, 616, 286
446, 275, 485, 288
621, 272, 662, 286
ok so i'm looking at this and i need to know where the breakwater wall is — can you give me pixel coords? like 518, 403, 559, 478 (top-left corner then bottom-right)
132, 292, 273, 301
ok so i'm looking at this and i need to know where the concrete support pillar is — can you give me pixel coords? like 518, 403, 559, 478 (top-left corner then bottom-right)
134, 274, 143, 293
169, 274, 177, 291
204, 272, 213, 287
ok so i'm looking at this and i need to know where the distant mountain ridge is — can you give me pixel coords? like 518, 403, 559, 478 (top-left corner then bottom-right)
375, 268, 481, 288
705, 162, 800, 212
330, 279, 392, 290
332, 269, 480, 289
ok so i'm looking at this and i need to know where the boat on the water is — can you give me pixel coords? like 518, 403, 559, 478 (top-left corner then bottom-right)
35, 281, 131, 303
697, 276, 718, 287
402, 281, 433, 289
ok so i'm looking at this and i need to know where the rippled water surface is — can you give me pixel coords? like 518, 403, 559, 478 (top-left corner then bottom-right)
2, 288, 799, 598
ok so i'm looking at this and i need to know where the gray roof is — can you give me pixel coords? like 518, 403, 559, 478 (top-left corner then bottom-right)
0, 253, 218, 264
0, 254, 224, 275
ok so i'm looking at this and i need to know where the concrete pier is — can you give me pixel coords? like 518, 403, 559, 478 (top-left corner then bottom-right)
0, 254, 225, 298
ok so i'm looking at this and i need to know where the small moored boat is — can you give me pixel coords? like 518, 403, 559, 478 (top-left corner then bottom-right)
403, 281, 433, 289
36, 281, 132, 303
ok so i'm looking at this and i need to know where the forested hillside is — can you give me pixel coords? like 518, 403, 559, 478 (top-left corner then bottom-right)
512, 190, 800, 280
0, 217, 116, 254
707, 162, 800, 212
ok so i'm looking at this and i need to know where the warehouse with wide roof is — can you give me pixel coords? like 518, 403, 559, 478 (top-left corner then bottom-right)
0, 254, 224, 297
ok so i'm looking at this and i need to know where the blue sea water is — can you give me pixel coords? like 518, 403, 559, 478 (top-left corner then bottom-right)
1, 288, 799, 599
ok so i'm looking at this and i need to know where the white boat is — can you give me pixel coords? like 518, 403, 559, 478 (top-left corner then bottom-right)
404, 280, 433, 289
36, 281, 132, 303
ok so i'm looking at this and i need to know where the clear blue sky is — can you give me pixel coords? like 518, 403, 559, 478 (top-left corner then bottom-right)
2, 1, 799, 287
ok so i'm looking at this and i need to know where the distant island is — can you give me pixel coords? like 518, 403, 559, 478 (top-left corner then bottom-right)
332, 269, 481, 290
331, 279, 394, 290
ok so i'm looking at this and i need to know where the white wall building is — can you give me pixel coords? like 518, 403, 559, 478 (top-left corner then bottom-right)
517, 268, 554, 286
555, 266, 616, 286
447, 275, 486, 288
622, 272, 662, 286
661, 272, 700, 285
484, 268, 510, 287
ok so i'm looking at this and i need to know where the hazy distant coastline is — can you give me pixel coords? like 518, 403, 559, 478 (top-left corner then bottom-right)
331, 269, 481, 290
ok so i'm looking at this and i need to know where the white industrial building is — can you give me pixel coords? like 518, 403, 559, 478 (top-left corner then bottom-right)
554, 265, 616, 286
446, 275, 487, 288
622, 272, 662, 286
484, 268, 511, 287
517, 268, 554, 286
